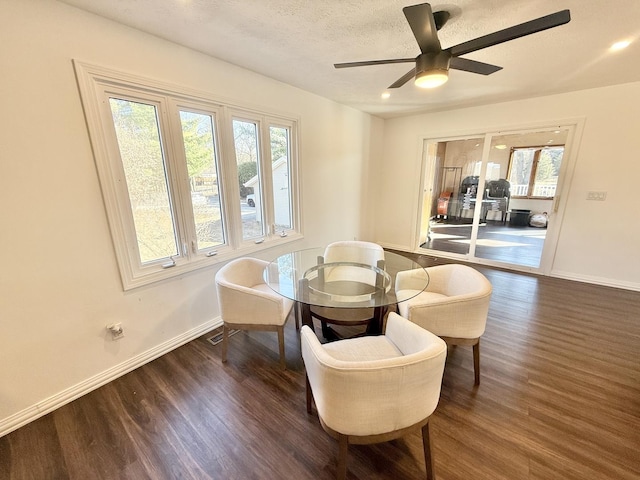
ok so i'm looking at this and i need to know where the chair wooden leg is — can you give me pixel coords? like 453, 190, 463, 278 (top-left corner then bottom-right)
294, 303, 300, 330
337, 434, 349, 480
277, 326, 286, 370
305, 375, 313, 414
321, 320, 331, 339
422, 421, 434, 480
473, 340, 480, 385
221, 325, 229, 363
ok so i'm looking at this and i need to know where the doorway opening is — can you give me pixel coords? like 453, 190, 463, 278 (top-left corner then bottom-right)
418, 127, 570, 271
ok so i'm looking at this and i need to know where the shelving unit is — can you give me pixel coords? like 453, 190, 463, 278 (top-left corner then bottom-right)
436, 167, 462, 219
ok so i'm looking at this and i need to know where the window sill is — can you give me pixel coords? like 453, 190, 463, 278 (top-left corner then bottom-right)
120, 233, 304, 291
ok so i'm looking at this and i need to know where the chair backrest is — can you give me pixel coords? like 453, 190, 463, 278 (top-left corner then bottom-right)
486, 179, 511, 199
323, 241, 384, 265
460, 176, 479, 195
215, 257, 267, 289
322, 241, 385, 285
427, 264, 491, 297
407, 264, 492, 339
215, 257, 289, 326
301, 312, 447, 437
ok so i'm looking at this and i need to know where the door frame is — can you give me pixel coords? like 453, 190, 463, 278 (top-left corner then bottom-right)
415, 118, 584, 275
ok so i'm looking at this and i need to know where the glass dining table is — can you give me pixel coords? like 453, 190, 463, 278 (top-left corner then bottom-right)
263, 247, 429, 337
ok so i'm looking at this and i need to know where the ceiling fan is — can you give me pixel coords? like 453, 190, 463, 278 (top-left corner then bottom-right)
334, 3, 571, 89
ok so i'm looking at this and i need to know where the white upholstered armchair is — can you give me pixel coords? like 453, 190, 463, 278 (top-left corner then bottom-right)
310, 240, 385, 338
301, 312, 447, 480
395, 263, 492, 384
215, 257, 294, 370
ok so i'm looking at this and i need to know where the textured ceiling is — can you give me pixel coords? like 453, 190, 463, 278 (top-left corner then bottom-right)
58, 0, 640, 118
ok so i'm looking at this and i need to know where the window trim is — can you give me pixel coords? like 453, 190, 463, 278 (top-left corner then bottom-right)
74, 61, 301, 290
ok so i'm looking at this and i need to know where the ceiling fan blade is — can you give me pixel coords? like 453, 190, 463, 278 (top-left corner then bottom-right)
388, 68, 416, 89
449, 9, 570, 58
450, 57, 502, 75
334, 58, 415, 69
403, 3, 441, 53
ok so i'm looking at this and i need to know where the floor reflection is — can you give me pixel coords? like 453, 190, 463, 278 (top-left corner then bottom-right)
422, 220, 546, 267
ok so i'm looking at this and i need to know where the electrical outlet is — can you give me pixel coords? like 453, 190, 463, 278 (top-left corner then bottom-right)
107, 323, 124, 340
586, 191, 607, 201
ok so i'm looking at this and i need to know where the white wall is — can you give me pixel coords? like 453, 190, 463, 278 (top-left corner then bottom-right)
0, 0, 377, 433
374, 83, 640, 290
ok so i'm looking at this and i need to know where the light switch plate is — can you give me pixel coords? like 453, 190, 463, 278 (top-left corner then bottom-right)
586, 191, 607, 201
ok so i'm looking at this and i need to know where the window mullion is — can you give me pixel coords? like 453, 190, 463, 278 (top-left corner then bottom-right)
529, 149, 541, 197
260, 120, 275, 237
286, 122, 299, 233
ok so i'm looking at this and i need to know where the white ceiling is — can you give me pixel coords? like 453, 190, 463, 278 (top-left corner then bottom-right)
58, 0, 640, 118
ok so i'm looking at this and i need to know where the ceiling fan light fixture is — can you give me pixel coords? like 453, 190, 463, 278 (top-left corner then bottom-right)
414, 51, 451, 88
415, 70, 448, 88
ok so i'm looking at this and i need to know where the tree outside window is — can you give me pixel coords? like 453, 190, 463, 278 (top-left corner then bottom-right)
508, 146, 564, 198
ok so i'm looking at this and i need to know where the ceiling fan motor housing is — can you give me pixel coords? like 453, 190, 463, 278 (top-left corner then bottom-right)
416, 51, 451, 75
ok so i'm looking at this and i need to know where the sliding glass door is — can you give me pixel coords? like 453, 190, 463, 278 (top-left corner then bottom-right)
418, 127, 570, 271
419, 136, 486, 257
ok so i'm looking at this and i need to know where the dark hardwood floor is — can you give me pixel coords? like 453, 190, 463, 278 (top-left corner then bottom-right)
2, 258, 639, 479
423, 220, 546, 267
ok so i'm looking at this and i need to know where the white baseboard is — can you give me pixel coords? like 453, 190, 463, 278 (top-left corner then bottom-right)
550, 270, 640, 292
0, 317, 223, 438
380, 243, 640, 292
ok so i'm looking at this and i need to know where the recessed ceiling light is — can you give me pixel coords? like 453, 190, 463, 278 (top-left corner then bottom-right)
610, 40, 631, 51
381, 92, 391, 99
494, 144, 507, 150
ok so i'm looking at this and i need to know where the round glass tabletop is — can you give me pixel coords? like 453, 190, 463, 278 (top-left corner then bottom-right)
264, 247, 428, 308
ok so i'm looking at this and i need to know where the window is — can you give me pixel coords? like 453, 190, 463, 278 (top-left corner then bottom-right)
75, 62, 300, 289
269, 125, 293, 232
507, 146, 564, 198
232, 118, 264, 240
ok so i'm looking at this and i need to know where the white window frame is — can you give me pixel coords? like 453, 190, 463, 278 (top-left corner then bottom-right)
74, 61, 301, 290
